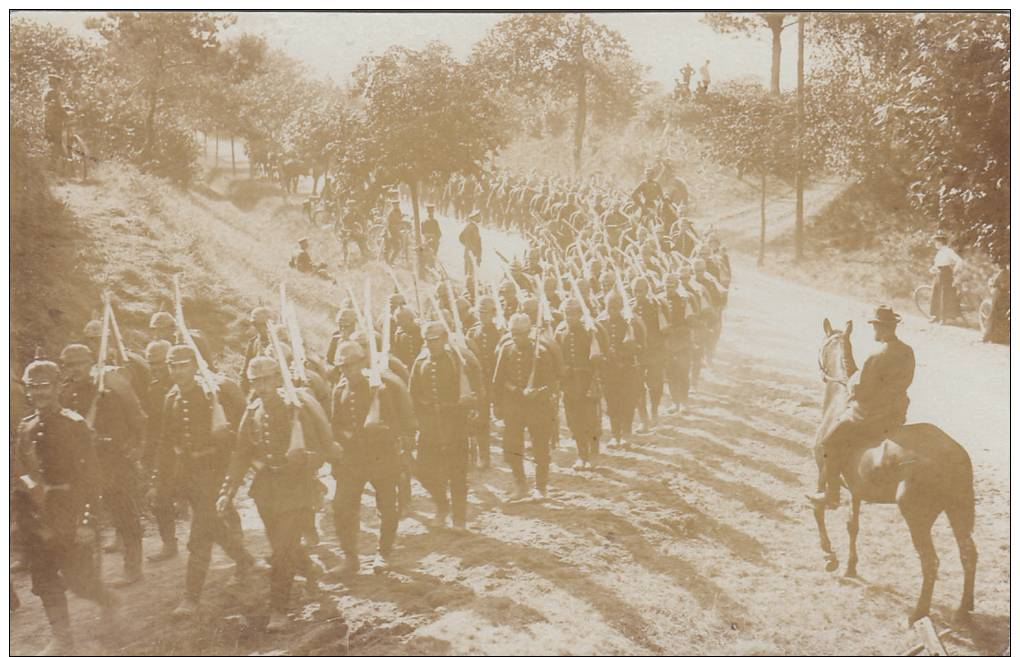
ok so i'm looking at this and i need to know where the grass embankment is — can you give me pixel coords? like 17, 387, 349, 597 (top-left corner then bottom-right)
12, 154, 396, 377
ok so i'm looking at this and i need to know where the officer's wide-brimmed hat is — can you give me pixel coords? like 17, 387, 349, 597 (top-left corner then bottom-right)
867, 305, 902, 325
23, 360, 60, 385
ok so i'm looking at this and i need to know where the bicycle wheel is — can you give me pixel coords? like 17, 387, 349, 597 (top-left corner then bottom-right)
978, 299, 992, 334
913, 284, 933, 319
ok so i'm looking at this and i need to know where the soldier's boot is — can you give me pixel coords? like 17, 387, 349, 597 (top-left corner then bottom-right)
147, 540, 179, 563
111, 543, 143, 589
265, 611, 289, 633
371, 552, 390, 575
40, 600, 75, 656
232, 553, 268, 585
171, 597, 199, 620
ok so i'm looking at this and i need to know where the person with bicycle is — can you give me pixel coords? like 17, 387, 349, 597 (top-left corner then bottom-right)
421, 204, 442, 258
337, 200, 369, 264
929, 231, 963, 324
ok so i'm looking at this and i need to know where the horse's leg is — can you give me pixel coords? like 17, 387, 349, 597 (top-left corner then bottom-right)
811, 502, 839, 572
899, 491, 940, 625
845, 495, 862, 578
947, 503, 978, 617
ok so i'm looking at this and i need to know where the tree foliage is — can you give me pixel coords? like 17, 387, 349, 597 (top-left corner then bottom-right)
472, 13, 647, 173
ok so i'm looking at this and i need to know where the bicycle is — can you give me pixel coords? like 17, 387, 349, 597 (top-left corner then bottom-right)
303, 195, 337, 229
913, 281, 992, 332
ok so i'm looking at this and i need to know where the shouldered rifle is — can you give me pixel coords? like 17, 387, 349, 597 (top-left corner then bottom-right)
106, 294, 129, 365
86, 294, 112, 428
172, 275, 229, 433
343, 282, 368, 335
266, 320, 307, 464
279, 284, 308, 384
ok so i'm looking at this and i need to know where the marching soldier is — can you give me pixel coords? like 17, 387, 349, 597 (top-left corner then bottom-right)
217, 356, 334, 631
410, 322, 481, 529
555, 299, 606, 470
662, 274, 694, 415
466, 296, 503, 468
59, 343, 146, 588
421, 203, 442, 256
149, 311, 178, 344
392, 306, 424, 371
151, 345, 259, 620
242, 306, 275, 396
325, 307, 359, 373
141, 339, 180, 562
330, 342, 417, 575
13, 358, 117, 654
492, 313, 561, 500
597, 292, 645, 448
632, 276, 666, 434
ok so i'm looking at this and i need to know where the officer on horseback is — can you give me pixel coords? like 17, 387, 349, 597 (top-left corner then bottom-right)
809, 305, 916, 508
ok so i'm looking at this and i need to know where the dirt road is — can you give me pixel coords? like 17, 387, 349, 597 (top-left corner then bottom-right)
11, 169, 1009, 656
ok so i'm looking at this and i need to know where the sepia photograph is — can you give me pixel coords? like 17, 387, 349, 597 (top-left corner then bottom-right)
8, 8, 1011, 656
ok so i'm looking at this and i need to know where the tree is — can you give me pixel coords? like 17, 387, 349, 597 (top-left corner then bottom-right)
86, 12, 235, 160
354, 42, 507, 274
472, 13, 646, 173
809, 13, 1010, 263
703, 12, 797, 94
692, 83, 797, 266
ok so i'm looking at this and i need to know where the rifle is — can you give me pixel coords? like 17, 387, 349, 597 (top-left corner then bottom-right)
106, 294, 129, 365
266, 320, 307, 465
361, 279, 385, 427
172, 275, 229, 434
279, 283, 308, 384
343, 282, 368, 335
86, 294, 112, 428
437, 284, 474, 397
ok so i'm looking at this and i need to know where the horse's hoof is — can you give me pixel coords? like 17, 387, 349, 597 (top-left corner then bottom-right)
843, 567, 857, 579
824, 558, 839, 573
907, 611, 928, 627
953, 608, 973, 625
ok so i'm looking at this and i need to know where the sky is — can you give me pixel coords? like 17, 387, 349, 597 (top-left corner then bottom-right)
20, 11, 804, 91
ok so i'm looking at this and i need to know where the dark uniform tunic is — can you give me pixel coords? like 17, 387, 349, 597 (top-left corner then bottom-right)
662, 290, 694, 404
467, 320, 503, 465
393, 325, 424, 371
554, 323, 606, 462
156, 381, 253, 602
142, 368, 178, 547
330, 374, 416, 558
596, 313, 646, 440
13, 408, 110, 609
491, 337, 560, 491
226, 391, 327, 612
633, 295, 667, 419
61, 377, 145, 573
459, 221, 482, 278
409, 347, 479, 524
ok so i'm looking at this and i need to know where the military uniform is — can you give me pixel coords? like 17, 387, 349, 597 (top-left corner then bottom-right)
633, 295, 667, 425
410, 347, 480, 525
596, 313, 646, 443
555, 322, 605, 464
13, 404, 113, 648
466, 320, 503, 466
491, 336, 560, 494
141, 365, 179, 553
662, 288, 694, 407
156, 381, 255, 605
330, 374, 416, 561
60, 376, 146, 581
393, 324, 424, 371
224, 389, 329, 614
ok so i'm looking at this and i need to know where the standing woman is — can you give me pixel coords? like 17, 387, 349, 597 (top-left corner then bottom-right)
929, 232, 963, 324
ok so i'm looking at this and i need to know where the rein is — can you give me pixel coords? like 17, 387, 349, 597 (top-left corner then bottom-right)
818, 333, 849, 387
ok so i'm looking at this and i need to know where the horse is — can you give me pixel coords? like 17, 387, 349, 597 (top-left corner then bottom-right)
813, 318, 977, 624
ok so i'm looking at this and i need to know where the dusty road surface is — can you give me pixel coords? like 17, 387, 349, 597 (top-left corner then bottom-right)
11, 172, 1009, 656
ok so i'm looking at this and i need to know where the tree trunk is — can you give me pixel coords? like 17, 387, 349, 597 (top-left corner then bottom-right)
759, 170, 767, 267
794, 14, 805, 262
765, 13, 785, 95
572, 14, 587, 175
230, 135, 236, 175
410, 179, 424, 278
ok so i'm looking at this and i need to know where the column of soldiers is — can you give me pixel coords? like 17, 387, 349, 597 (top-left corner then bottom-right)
13, 163, 730, 655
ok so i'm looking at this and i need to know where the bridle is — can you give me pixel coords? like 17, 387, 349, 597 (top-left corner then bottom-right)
818, 332, 849, 386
